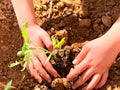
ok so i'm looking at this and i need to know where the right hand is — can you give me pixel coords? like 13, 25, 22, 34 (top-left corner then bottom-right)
25, 24, 58, 83
67, 36, 119, 90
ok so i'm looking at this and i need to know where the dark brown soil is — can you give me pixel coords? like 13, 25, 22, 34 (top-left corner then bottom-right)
0, 0, 120, 90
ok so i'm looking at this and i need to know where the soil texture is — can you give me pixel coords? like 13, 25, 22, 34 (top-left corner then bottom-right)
0, 0, 120, 90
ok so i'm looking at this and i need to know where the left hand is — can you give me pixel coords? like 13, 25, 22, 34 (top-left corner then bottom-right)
25, 25, 58, 83
67, 36, 119, 90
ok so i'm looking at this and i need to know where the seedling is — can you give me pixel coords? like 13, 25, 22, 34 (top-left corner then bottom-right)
34, 0, 43, 9
4, 80, 12, 90
9, 21, 65, 71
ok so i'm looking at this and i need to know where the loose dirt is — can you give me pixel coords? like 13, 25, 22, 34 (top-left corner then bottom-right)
0, 0, 120, 90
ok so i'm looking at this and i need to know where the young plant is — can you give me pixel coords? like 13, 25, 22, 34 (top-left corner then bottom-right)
34, 0, 43, 9
4, 80, 12, 90
46, 35, 65, 62
9, 21, 65, 71
9, 21, 33, 71
51, 35, 65, 49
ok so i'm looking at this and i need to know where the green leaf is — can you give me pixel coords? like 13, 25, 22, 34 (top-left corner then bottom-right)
22, 44, 28, 51
54, 37, 65, 48
21, 62, 28, 71
4, 80, 12, 90
17, 51, 24, 57
9, 21, 34, 72
20, 53, 31, 71
46, 54, 52, 63
24, 52, 31, 62
21, 21, 29, 42
51, 36, 56, 47
8, 61, 20, 68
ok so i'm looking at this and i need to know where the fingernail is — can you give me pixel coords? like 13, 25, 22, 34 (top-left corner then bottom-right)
66, 76, 70, 81
72, 59, 78, 64
46, 76, 51, 83
66, 73, 71, 78
72, 86, 76, 89
48, 79, 51, 83
95, 86, 99, 89
54, 73, 58, 77
38, 80, 42, 83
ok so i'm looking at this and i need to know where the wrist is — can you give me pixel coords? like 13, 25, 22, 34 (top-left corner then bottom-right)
19, 20, 38, 30
11, 0, 37, 29
27, 24, 42, 30
102, 21, 120, 53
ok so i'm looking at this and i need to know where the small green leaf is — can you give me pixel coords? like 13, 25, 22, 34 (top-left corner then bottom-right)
8, 61, 20, 68
17, 51, 24, 57
21, 21, 29, 42
46, 54, 52, 63
51, 36, 56, 47
54, 37, 65, 48
22, 44, 28, 52
4, 80, 12, 90
34, 3, 41, 8
20, 53, 31, 71
24, 52, 31, 62
21, 62, 28, 71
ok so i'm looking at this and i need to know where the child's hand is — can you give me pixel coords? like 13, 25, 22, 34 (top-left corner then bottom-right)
67, 36, 119, 90
25, 25, 58, 83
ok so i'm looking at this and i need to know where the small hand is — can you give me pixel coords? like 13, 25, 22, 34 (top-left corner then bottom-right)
25, 25, 58, 83
67, 37, 119, 90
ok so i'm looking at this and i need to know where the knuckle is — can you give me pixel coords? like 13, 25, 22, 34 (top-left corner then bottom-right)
74, 71, 79, 77
82, 76, 87, 82
44, 64, 54, 73
38, 71, 45, 77
45, 64, 50, 70
35, 65, 41, 71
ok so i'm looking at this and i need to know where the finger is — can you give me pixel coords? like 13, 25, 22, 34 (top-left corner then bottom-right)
31, 58, 51, 83
39, 30, 53, 51
38, 54, 58, 77
67, 58, 88, 81
73, 45, 90, 64
96, 70, 109, 89
72, 68, 94, 89
82, 73, 101, 90
27, 60, 42, 83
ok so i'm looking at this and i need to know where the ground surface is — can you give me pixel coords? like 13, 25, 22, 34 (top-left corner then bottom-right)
0, 0, 120, 90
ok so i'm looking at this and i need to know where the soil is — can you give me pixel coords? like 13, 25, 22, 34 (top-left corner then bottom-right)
0, 0, 120, 90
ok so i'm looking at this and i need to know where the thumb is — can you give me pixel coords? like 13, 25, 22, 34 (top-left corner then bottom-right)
39, 30, 53, 51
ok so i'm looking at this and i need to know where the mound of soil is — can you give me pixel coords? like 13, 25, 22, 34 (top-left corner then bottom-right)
0, 0, 120, 90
